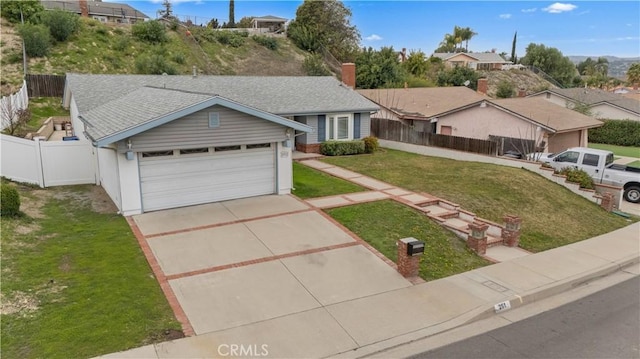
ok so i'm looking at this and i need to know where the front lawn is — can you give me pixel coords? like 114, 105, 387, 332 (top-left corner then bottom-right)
322, 149, 634, 253
292, 161, 366, 199
588, 143, 640, 158
326, 200, 491, 281
0, 183, 181, 359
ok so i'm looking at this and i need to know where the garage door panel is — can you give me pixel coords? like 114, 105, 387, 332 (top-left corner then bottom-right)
139, 146, 276, 212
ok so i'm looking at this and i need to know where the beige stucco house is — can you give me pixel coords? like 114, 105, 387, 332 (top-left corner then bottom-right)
431, 52, 511, 70
528, 88, 640, 121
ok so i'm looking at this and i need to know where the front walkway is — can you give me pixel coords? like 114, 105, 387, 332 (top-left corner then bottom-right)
297, 158, 531, 263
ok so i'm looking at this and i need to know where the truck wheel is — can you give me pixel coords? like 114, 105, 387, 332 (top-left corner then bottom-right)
624, 186, 640, 203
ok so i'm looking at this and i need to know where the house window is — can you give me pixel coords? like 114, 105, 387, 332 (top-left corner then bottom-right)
327, 114, 352, 140
214, 145, 241, 152
179, 147, 209, 155
141, 150, 174, 158
209, 113, 220, 128
247, 143, 271, 149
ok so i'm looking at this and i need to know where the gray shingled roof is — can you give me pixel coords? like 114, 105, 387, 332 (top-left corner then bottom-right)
431, 52, 510, 63
544, 88, 640, 115
66, 74, 379, 116
41, 0, 149, 19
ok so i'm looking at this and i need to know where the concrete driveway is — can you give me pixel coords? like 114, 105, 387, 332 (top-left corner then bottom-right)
130, 195, 411, 336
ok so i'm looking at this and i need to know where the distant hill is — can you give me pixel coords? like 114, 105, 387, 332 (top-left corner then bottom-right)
568, 56, 639, 79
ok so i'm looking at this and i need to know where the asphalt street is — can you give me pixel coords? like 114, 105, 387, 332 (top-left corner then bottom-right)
412, 276, 640, 359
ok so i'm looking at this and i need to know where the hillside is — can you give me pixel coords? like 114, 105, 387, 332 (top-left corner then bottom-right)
0, 17, 311, 95
479, 69, 558, 97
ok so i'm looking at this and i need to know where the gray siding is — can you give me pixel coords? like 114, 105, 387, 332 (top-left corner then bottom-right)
122, 105, 287, 152
358, 112, 371, 138
304, 115, 318, 144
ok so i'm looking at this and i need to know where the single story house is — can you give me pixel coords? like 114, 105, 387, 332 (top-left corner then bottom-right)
528, 88, 640, 121
63, 73, 378, 215
431, 52, 511, 71
358, 86, 603, 153
250, 15, 287, 33
41, 0, 149, 24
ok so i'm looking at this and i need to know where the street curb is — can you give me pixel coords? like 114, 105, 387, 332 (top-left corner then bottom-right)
327, 257, 639, 359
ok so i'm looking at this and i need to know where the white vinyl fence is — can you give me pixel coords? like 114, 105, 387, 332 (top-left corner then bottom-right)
1, 81, 29, 132
0, 134, 96, 187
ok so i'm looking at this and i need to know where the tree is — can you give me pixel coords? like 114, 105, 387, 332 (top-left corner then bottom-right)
435, 33, 457, 53
1, 0, 43, 23
0, 101, 31, 136
627, 63, 640, 85
496, 80, 515, 98
355, 46, 406, 89
520, 43, 578, 87
236, 16, 254, 28
17, 23, 50, 57
403, 50, 428, 77
37, 9, 80, 42
158, 0, 173, 19
436, 66, 479, 90
228, 0, 235, 27
510, 31, 517, 63
460, 26, 477, 52
287, 0, 360, 62
207, 18, 220, 29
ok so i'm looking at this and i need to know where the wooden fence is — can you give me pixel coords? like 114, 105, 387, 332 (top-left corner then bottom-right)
371, 118, 498, 156
26, 74, 66, 98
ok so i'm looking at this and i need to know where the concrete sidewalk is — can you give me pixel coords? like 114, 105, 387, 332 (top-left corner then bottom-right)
99, 221, 639, 359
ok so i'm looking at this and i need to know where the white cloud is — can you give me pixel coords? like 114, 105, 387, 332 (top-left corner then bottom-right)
543, 3, 577, 13
365, 34, 383, 41
521, 8, 537, 13
499, 14, 512, 19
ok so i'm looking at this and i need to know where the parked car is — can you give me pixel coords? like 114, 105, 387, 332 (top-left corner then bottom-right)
531, 147, 640, 203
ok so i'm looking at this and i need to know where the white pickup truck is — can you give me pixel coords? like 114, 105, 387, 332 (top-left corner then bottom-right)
536, 147, 640, 203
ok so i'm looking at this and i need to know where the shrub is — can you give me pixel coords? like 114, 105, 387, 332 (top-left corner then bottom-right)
363, 136, 379, 154
37, 9, 80, 42
135, 54, 177, 75
588, 119, 640, 147
132, 20, 167, 44
558, 167, 595, 189
252, 35, 278, 50
495, 80, 515, 98
303, 53, 331, 76
1, 184, 21, 217
215, 31, 244, 47
320, 140, 365, 156
1, 0, 44, 24
17, 23, 50, 57
172, 52, 186, 64
113, 36, 130, 52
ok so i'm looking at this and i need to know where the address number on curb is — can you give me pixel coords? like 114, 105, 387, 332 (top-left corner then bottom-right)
494, 300, 511, 313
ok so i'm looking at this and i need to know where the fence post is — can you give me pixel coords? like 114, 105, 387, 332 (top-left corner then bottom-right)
34, 138, 46, 188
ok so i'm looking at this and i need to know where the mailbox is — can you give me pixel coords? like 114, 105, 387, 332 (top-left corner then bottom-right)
407, 240, 425, 256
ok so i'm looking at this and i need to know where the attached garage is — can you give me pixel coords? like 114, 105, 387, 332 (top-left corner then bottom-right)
139, 144, 276, 212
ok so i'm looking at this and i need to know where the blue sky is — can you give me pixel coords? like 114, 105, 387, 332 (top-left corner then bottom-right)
121, 1, 640, 58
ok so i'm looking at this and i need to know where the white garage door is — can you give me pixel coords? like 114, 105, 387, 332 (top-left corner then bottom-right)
139, 144, 276, 212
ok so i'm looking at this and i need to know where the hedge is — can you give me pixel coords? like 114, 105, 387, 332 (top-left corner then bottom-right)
588, 119, 640, 147
320, 140, 365, 156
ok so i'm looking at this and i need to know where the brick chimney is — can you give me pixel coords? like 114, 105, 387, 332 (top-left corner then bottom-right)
477, 78, 488, 95
79, 0, 89, 17
341, 63, 356, 89
518, 89, 527, 97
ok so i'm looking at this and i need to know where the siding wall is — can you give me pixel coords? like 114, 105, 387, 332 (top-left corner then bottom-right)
125, 105, 288, 152
437, 105, 539, 140
359, 112, 371, 138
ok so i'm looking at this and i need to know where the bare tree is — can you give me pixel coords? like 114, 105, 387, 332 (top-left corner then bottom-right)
1, 100, 31, 136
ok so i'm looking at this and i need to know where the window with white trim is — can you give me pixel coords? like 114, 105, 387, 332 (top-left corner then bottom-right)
326, 114, 352, 140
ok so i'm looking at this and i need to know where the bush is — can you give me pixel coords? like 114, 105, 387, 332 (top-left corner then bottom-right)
558, 167, 595, 189
172, 52, 186, 64
320, 140, 365, 156
113, 36, 130, 52
303, 53, 331, 76
588, 119, 640, 147
37, 9, 80, 42
252, 35, 278, 50
17, 23, 50, 57
135, 54, 177, 75
363, 136, 379, 154
1, 0, 44, 24
495, 80, 515, 98
1, 184, 21, 217
215, 31, 244, 47
132, 20, 167, 44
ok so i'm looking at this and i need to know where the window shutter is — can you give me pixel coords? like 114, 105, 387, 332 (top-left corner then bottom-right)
354, 113, 361, 139
317, 115, 326, 142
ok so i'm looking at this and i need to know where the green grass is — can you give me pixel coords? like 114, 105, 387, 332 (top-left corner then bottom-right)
326, 200, 491, 281
322, 149, 635, 253
627, 160, 640, 168
27, 97, 70, 130
292, 161, 366, 199
1, 183, 181, 359
588, 143, 640, 158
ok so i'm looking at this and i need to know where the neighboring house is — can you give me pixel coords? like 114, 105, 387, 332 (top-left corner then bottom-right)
431, 52, 511, 70
41, 0, 149, 24
528, 88, 640, 121
357, 86, 488, 132
359, 86, 603, 153
251, 15, 287, 33
63, 73, 377, 215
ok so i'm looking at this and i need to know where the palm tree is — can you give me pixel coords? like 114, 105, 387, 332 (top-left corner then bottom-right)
453, 26, 464, 51
460, 27, 477, 52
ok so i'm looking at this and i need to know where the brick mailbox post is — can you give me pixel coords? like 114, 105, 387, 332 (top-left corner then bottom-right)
502, 215, 522, 247
600, 192, 615, 212
467, 221, 489, 255
397, 237, 425, 278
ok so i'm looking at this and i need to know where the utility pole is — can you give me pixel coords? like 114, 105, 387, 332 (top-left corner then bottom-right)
21, 7, 27, 77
